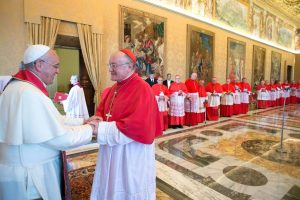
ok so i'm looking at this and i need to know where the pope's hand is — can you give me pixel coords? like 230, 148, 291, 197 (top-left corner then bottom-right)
84, 115, 103, 124
88, 120, 99, 135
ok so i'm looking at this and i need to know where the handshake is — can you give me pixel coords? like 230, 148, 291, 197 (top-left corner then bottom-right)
84, 116, 103, 136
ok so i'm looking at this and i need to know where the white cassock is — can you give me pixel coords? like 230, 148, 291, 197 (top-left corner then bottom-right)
270, 89, 277, 102
257, 89, 270, 100
221, 93, 234, 105
233, 90, 241, 104
283, 87, 290, 98
207, 92, 221, 107
241, 89, 250, 103
199, 96, 208, 113
0, 76, 12, 94
91, 122, 155, 200
276, 87, 281, 100
169, 92, 186, 117
62, 85, 89, 119
155, 92, 168, 112
0, 80, 93, 200
184, 92, 200, 113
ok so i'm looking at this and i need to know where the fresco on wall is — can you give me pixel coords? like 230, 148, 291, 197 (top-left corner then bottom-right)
252, 45, 266, 87
215, 0, 249, 31
251, 3, 264, 38
227, 38, 246, 81
295, 28, 300, 50
120, 6, 166, 77
187, 25, 214, 84
278, 25, 293, 48
265, 12, 276, 41
141, 0, 296, 50
270, 51, 281, 81
151, 0, 214, 18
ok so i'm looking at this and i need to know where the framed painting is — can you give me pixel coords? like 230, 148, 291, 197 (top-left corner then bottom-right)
215, 0, 249, 31
187, 25, 214, 84
252, 45, 266, 87
270, 51, 281, 81
119, 6, 166, 77
227, 38, 246, 81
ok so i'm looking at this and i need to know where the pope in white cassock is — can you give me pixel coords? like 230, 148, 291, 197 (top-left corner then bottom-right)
62, 75, 89, 119
90, 49, 162, 200
0, 45, 97, 200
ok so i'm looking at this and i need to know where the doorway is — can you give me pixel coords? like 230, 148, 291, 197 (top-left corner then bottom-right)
51, 34, 95, 116
287, 65, 292, 82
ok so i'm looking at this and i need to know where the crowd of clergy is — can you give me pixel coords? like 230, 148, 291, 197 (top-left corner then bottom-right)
148, 73, 300, 131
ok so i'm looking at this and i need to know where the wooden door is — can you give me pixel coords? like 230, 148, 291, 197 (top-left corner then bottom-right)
79, 51, 95, 116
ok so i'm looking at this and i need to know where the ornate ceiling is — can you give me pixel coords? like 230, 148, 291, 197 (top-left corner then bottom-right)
263, 0, 300, 27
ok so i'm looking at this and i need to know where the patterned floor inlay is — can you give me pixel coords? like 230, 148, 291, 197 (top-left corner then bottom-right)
281, 185, 300, 200
223, 166, 268, 186
289, 133, 300, 139
200, 130, 223, 136
67, 105, 300, 200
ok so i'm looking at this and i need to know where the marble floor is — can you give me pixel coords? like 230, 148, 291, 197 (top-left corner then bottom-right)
67, 104, 300, 200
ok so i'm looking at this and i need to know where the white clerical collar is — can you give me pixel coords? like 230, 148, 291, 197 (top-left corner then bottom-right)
29, 70, 47, 87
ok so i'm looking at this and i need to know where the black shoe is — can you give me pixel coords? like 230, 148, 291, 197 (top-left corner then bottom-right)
172, 125, 178, 129
178, 125, 183, 128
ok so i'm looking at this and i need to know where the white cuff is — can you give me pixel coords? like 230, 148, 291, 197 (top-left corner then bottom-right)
97, 121, 133, 146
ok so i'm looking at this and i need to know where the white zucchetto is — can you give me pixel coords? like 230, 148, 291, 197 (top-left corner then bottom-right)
23, 44, 50, 64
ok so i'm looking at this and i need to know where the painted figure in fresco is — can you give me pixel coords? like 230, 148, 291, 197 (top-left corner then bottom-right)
229, 56, 242, 82
205, 0, 213, 18
142, 33, 155, 75
155, 36, 164, 75
254, 50, 264, 83
252, 6, 264, 38
191, 0, 206, 16
124, 35, 135, 52
295, 29, 300, 50
271, 54, 280, 81
266, 18, 273, 40
175, 0, 192, 10
134, 33, 145, 75
234, 56, 241, 80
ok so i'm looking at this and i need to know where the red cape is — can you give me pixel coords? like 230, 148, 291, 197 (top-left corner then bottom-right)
152, 84, 169, 96
282, 83, 290, 89
256, 85, 267, 91
222, 83, 235, 93
12, 69, 49, 97
96, 73, 162, 144
185, 79, 199, 93
205, 82, 223, 93
240, 82, 251, 91
198, 85, 207, 97
169, 82, 188, 94
229, 82, 241, 90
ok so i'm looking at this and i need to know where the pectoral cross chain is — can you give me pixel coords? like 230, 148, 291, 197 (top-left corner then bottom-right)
105, 90, 118, 121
